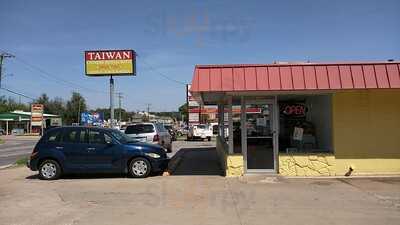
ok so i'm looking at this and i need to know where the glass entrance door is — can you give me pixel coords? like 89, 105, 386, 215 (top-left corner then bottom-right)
245, 100, 277, 171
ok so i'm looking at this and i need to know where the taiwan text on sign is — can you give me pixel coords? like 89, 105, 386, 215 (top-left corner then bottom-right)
31, 104, 44, 126
85, 50, 136, 76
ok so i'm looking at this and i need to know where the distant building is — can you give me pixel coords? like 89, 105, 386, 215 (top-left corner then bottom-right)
0, 110, 60, 135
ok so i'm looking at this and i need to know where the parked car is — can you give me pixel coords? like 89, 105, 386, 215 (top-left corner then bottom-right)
11, 128, 24, 135
164, 124, 177, 141
27, 126, 169, 180
0, 128, 5, 135
187, 124, 213, 141
124, 123, 172, 152
176, 126, 188, 136
119, 125, 128, 132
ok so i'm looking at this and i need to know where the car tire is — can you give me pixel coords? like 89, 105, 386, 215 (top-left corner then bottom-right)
207, 137, 211, 141
38, 159, 62, 180
129, 157, 151, 178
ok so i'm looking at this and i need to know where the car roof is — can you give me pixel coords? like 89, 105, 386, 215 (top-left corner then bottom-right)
127, 123, 156, 126
47, 126, 114, 132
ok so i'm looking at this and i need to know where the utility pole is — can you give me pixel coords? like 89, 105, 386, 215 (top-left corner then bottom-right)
146, 103, 151, 121
116, 92, 123, 123
77, 98, 81, 124
0, 52, 15, 90
110, 76, 115, 128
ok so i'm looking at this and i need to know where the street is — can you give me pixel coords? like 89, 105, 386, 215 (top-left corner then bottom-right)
0, 136, 39, 167
0, 140, 399, 225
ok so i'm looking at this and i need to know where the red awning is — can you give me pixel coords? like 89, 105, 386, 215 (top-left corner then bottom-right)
190, 61, 400, 93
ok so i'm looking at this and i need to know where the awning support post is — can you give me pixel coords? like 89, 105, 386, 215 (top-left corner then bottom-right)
228, 96, 233, 154
218, 103, 224, 138
6, 120, 8, 136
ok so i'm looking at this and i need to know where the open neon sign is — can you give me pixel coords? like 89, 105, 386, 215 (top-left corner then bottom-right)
280, 104, 307, 117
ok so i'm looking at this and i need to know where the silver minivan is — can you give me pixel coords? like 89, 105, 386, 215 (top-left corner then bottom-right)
125, 123, 172, 152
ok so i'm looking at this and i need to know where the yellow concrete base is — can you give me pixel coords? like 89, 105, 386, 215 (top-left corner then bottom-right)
279, 153, 335, 176
219, 151, 400, 177
226, 155, 244, 177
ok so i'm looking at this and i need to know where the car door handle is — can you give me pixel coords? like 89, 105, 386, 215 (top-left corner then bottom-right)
87, 147, 96, 151
55, 146, 64, 150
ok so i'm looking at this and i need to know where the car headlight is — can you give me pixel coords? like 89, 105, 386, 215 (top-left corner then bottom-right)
145, 152, 161, 158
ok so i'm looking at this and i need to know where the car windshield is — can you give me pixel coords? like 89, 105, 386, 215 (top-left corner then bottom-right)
125, 124, 155, 134
110, 129, 136, 144
196, 125, 207, 129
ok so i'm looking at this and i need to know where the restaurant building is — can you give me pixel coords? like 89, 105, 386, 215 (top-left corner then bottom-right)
190, 61, 400, 176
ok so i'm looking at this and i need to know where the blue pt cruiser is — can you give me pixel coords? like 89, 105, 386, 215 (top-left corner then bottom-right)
27, 126, 170, 180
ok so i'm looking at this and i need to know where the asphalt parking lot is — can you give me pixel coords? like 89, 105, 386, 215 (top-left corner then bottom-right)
0, 140, 399, 225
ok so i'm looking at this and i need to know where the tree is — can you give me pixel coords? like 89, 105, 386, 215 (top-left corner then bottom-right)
0, 95, 29, 113
64, 92, 87, 125
47, 97, 66, 116
36, 93, 50, 113
178, 103, 188, 122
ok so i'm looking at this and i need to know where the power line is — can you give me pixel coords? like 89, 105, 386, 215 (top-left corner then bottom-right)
13, 56, 108, 95
137, 55, 187, 85
0, 87, 36, 101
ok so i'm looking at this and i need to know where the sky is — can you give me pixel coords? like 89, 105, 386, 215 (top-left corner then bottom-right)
0, 0, 399, 111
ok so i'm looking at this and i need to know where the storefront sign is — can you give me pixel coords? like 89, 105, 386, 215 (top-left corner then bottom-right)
280, 103, 307, 117
85, 50, 136, 76
31, 104, 44, 126
188, 113, 199, 122
50, 118, 62, 127
81, 112, 104, 126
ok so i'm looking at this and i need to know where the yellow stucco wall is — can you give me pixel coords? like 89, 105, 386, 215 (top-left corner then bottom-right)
279, 154, 335, 176
333, 90, 400, 175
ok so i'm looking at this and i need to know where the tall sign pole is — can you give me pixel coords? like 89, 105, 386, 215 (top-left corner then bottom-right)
110, 76, 115, 128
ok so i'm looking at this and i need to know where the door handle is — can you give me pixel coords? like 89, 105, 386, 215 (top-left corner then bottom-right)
87, 147, 96, 151
55, 146, 63, 150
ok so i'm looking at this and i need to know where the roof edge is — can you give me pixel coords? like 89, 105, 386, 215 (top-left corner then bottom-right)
195, 60, 400, 69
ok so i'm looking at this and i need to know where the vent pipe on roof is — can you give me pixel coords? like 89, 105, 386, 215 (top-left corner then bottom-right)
273, 61, 311, 64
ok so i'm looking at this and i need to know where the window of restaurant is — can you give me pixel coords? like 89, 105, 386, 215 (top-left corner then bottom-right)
278, 94, 333, 153
232, 102, 242, 153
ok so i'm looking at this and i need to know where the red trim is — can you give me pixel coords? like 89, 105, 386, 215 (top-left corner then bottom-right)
191, 61, 400, 93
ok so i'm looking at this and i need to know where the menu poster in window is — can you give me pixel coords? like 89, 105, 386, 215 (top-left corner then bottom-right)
256, 117, 267, 127
293, 127, 304, 141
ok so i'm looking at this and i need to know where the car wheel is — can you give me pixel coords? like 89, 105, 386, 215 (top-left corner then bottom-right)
39, 159, 61, 180
129, 157, 151, 178
207, 137, 211, 141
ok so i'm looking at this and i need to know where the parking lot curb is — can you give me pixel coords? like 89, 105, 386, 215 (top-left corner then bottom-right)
0, 164, 13, 170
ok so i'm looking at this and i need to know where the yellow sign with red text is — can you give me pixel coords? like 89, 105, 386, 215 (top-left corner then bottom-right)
85, 50, 135, 76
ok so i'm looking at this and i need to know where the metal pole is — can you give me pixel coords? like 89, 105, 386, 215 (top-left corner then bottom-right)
186, 84, 189, 125
0, 55, 3, 89
0, 52, 15, 91
110, 76, 115, 128
77, 99, 81, 125
118, 93, 122, 123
